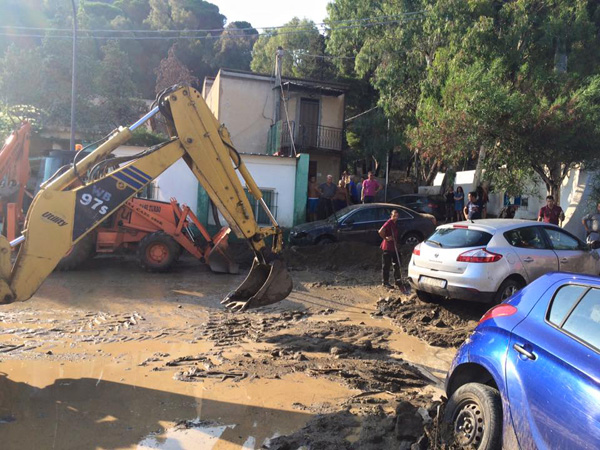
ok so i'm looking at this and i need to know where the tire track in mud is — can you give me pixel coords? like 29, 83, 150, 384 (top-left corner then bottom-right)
0, 309, 182, 355
137, 311, 444, 450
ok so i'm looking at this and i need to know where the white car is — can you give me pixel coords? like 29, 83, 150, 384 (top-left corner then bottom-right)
408, 219, 600, 303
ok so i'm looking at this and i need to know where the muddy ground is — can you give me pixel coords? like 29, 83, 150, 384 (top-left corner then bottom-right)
0, 242, 485, 449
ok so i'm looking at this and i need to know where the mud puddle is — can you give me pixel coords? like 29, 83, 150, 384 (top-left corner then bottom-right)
0, 247, 473, 449
0, 357, 354, 449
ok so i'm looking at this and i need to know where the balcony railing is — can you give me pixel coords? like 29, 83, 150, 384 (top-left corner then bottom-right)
267, 120, 342, 155
298, 124, 342, 151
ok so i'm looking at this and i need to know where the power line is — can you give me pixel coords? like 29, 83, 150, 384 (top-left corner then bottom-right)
0, 10, 426, 34
0, 16, 425, 41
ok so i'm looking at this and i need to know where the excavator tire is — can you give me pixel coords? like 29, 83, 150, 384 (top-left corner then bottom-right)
137, 231, 181, 272
56, 235, 96, 271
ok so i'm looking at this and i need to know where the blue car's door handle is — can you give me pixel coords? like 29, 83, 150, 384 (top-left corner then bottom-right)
513, 343, 537, 360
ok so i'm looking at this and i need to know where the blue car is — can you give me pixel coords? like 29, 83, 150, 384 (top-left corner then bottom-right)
444, 272, 600, 449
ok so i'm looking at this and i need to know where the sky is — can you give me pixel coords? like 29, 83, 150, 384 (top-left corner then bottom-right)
211, 0, 331, 29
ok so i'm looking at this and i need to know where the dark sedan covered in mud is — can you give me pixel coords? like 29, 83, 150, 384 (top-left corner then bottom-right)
289, 203, 436, 247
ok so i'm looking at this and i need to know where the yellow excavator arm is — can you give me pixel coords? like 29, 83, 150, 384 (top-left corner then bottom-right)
0, 86, 292, 311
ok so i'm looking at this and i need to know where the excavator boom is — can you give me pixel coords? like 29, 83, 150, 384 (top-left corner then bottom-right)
0, 86, 292, 311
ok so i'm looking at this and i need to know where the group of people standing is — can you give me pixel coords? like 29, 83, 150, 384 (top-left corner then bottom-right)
444, 185, 489, 222
307, 171, 383, 221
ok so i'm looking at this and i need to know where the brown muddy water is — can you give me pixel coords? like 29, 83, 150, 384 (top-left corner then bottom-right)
0, 256, 464, 449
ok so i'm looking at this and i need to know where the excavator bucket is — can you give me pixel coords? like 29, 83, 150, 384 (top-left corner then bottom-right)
221, 258, 293, 311
206, 227, 239, 274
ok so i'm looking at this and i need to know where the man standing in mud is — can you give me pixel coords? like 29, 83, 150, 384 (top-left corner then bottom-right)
379, 210, 401, 289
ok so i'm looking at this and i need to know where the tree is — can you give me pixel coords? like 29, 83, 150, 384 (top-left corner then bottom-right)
214, 21, 258, 71
410, 0, 600, 197
145, 0, 225, 84
251, 17, 335, 79
326, 0, 442, 174
0, 44, 44, 106
155, 45, 199, 94
96, 40, 145, 130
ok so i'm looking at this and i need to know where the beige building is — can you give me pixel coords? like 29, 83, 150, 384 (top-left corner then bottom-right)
202, 68, 347, 184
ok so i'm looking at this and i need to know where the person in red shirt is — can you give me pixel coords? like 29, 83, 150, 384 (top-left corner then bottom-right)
361, 171, 382, 203
538, 195, 565, 226
378, 210, 401, 289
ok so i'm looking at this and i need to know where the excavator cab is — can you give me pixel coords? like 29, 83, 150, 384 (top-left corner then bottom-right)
0, 85, 293, 311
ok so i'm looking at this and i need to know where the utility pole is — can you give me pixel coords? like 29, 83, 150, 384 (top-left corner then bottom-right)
70, 0, 78, 152
274, 47, 284, 123
385, 118, 390, 202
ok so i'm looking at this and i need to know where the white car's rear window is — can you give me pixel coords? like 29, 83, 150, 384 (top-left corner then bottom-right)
426, 227, 493, 248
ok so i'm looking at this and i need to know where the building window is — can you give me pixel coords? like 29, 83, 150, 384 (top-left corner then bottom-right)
245, 188, 277, 225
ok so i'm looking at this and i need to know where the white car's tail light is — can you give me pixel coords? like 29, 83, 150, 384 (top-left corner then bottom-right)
413, 243, 421, 256
457, 248, 502, 263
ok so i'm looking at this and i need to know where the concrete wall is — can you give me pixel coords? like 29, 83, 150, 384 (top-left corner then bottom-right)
216, 74, 275, 154
561, 168, 598, 240
204, 71, 346, 157
319, 94, 345, 129
239, 154, 297, 226
153, 159, 198, 213
199, 154, 298, 228
450, 168, 597, 238
310, 153, 341, 185
204, 73, 221, 119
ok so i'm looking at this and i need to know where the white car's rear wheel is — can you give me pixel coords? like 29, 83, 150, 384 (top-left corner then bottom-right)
494, 278, 523, 304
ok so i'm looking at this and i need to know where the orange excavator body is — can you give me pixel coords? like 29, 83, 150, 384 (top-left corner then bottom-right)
93, 197, 238, 274
0, 122, 31, 242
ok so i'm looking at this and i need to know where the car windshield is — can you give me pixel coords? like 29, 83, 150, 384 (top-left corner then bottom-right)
426, 227, 493, 248
326, 206, 356, 223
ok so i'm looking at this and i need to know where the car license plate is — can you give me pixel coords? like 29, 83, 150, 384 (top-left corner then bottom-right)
419, 276, 447, 289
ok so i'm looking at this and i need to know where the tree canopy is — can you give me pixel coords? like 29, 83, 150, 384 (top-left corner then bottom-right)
0, 0, 598, 199
327, 0, 600, 195
251, 18, 335, 79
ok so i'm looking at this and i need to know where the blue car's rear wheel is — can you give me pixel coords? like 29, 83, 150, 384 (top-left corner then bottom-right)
444, 382, 502, 449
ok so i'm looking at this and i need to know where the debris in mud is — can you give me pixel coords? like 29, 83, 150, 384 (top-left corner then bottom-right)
160, 320, 427, 395
80, 312, 145, 332
166, 354, 211, 366
264, 396, 439, 450
174, 367, 248, 382
194, 310, 311, 347
138, 352, 170, 366
265, 321, 389, 355
0, 344, 25, 353
174, 418, 221, 430
377, 295, 483, 348
306, 360, 425, 393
